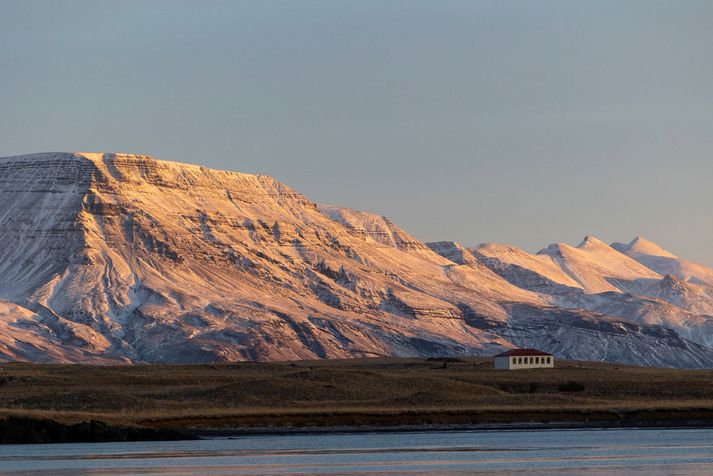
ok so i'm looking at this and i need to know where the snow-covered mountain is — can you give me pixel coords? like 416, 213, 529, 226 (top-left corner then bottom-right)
535, 236, 662, 294
440, 238, 713, 349
1, 152, 712, 368
613, 237, 713, 286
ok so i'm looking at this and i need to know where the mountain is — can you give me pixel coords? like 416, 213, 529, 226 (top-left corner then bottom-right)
1, 152, 713, 368
611, 237, 713, 316
456, 239, 713, 348
612, 237, 713, 286
612, 236, 713, 303
535, 236, 661, 294
0, 152, 530, 363
473, 243, 582, 292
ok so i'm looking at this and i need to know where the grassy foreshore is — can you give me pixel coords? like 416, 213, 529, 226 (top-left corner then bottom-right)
2, 357, 713, 443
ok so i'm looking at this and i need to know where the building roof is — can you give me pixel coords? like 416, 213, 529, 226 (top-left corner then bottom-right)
494, 348, 553, 357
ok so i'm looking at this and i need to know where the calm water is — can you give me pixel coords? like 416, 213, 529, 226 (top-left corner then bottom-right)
1, 428, 713, 475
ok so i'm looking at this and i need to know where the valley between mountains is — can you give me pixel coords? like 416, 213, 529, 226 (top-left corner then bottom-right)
1, 152, 713, 368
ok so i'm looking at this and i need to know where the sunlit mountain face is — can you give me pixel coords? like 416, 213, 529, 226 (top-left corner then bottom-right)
1, 152, 713, 368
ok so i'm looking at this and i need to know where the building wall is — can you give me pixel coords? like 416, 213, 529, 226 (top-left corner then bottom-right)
494, 355, 554, 370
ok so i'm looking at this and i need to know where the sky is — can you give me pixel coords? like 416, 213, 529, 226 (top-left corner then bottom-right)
1, 1, 712, 265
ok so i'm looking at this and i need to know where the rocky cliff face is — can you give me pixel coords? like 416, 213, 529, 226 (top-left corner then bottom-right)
1, 152, 713, 368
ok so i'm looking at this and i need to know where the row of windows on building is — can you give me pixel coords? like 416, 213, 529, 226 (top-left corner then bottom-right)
513, 356, 551, 365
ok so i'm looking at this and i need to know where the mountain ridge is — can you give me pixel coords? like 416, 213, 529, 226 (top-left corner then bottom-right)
1, 152, 712, 368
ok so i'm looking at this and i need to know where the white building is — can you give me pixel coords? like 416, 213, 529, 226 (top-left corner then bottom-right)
494, 349, 554, 370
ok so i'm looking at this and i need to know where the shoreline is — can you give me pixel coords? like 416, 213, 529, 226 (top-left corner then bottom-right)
140, 406, 713, 435
193, 420, 713, 438
0, 416, 196, 445
4, 415, 713, 445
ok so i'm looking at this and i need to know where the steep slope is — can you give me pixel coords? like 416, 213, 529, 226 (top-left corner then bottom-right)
0, 152, 712, 368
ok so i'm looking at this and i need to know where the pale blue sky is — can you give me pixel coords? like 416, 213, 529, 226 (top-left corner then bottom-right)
1, 1, 711, 264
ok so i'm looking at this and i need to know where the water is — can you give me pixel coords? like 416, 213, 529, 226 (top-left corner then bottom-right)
1, 428, 713, 475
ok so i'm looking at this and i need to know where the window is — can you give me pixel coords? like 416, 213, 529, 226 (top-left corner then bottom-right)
546, 357, 551, 364
535, 357, 540, 364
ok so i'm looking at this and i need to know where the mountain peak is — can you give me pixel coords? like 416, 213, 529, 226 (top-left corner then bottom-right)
537, 242, 564, 256
475, 243, 520, 254
661, 273, 682, 286
426, 241, 477, 265
538, 236, 610, 256
577, 235, 608, 249
617, 236, 677, 258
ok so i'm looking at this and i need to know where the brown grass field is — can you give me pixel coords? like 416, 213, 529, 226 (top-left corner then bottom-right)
2, 357, 713, 440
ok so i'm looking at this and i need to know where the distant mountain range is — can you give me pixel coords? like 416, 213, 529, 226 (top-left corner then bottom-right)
1, 152, 712, 367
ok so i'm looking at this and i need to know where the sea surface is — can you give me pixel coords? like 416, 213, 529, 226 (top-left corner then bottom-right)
1, 427, 713, 475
